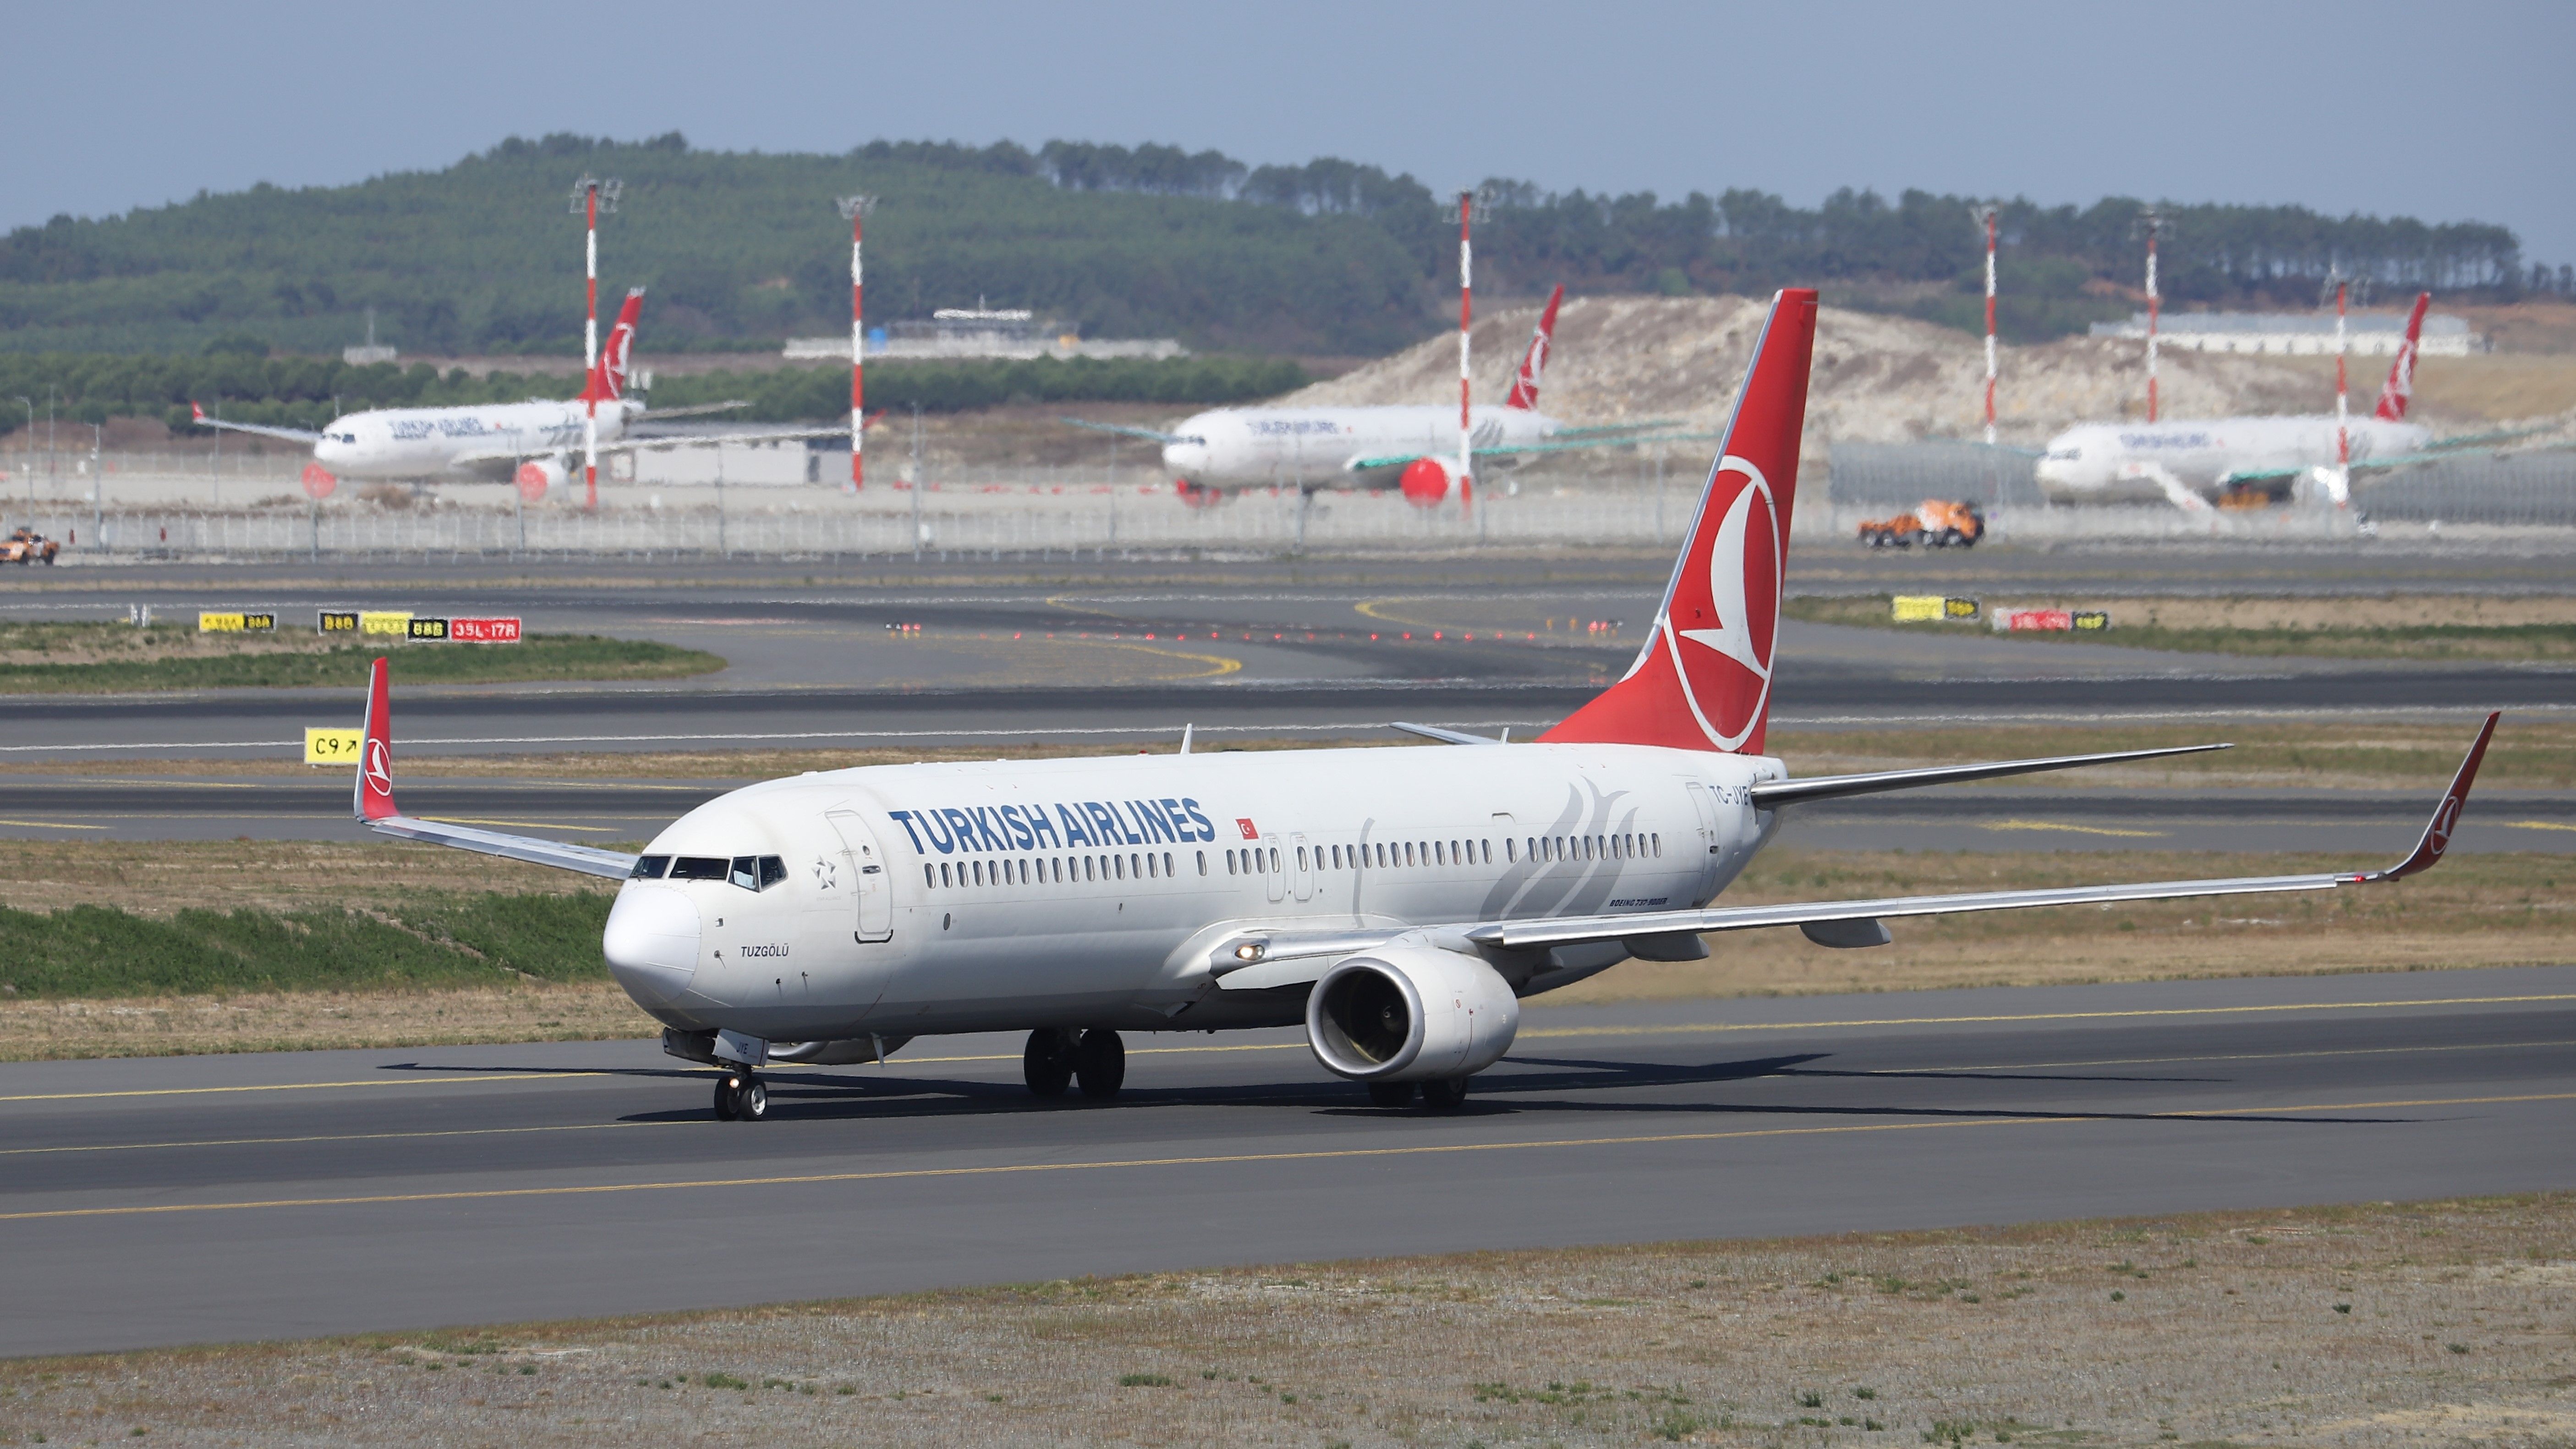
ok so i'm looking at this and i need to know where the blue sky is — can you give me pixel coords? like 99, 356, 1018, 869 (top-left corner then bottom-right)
11, 0, 2571, 266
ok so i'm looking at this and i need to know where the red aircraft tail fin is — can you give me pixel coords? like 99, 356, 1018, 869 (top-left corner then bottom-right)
2374, 291, 2431, 422
1504, 284, 1565, 411
581, 287, 647, 404
1540, 288, 1818, 755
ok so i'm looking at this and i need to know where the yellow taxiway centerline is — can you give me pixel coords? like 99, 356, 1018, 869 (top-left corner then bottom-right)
1, 1091, 2566, 1224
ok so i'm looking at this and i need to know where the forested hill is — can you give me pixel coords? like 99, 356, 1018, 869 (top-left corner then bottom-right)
0, 132, 2553, 358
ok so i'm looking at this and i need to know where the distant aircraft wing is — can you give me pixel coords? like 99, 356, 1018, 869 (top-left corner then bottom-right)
634, 400, 752, 421
187, 402, 319, 445
1548, 419, 1684, 438
1217, 714, 2494, 989
1063, 418, 1199, 445
1343, 433, 1710, 473
446, 426, 855, 469
350, 657, 639, 880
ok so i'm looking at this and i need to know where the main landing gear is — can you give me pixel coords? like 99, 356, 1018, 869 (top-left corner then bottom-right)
1365, 1078, 1471, 1111
1024, 1028, 1125, 1100
713, 1069, 768, 1122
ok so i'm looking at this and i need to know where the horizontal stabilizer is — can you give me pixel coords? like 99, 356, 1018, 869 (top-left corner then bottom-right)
1062, 418, 1197, 445
1748, 743, 2228, 808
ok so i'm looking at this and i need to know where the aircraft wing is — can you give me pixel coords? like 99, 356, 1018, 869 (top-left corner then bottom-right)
635, 400, 751, 421
188, 402, 319, 445
349, 657, 639, 880
1216, 714, 2494, 989
1063, 417, 1199, 445
1343, 433, 1711, 473
445, 426, 855, 469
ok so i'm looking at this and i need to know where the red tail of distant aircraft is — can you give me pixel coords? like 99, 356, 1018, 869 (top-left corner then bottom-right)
581, 288, 647, 404
1504, 284, 1565, 412
2374, 291, 2432, 422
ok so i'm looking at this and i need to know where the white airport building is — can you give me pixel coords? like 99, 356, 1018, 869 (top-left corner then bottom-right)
2088, 309, 2487, 357
785, 305, 1183, 363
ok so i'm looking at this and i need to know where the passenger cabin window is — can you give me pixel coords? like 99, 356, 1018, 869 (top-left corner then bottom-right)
630, 855, 670, 880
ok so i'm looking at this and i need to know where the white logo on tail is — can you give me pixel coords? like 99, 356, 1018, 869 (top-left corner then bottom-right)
364, 738, 392, 796
1669, 455, 1780, 751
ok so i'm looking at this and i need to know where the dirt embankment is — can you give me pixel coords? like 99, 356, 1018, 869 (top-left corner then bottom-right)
1274, 296, 2576, 456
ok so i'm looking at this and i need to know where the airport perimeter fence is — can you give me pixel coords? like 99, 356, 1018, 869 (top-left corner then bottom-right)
5, 446, 2568, 560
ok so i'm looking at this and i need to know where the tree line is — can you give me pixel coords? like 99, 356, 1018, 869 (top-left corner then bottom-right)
0, 131, 2555, 365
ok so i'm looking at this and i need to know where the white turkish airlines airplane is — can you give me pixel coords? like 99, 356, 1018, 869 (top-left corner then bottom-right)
192, 290, 823, 497
2035, 292, 2444, 511
1070, 285, 1672, 508
346, 288, 2499, 1121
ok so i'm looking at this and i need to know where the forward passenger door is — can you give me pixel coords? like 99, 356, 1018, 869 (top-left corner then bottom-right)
826, 811, 895, 942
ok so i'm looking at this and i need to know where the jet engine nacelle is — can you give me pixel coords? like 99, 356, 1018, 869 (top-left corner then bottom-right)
1305, 944, 1519, 1083
515, 457, 568, 503
1397, 456, 1462, 509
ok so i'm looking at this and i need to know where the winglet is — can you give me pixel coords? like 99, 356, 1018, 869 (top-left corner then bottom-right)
189, 401, 207, 423
355, 657, 398, 822
2362, 711, 2498, 881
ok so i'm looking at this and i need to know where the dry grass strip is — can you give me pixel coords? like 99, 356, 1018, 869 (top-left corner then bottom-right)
1, 1194, 2567, 1446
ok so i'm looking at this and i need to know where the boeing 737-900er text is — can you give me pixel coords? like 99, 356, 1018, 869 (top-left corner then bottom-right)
191, 289, 833, 498
344, 288, 2499, 1121
1066, 285, 1675, 508
2034, 292, 2490, 511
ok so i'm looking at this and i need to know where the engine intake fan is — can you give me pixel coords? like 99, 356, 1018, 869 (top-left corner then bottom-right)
1306, 945, 1518, 1082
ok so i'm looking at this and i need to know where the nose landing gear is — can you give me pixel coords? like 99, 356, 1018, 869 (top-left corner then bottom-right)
713, 1070, 768, 1122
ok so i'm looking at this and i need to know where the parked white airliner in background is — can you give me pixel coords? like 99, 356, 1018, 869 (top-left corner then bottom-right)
192, 290, 820, 498
2035, 292, 2442, 511
1069, 286, 1674, 508
346, 287, 2499, 1122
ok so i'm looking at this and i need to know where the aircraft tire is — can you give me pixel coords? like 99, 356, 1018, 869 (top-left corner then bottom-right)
1366, 1081, 1416, 1109
712, 1075, 740, 1120
1023, 1029, 1076, 1098
1419, 1077, 1470, 1112
734, 1074, 769, 1122
1074, 1028, 1126, 1099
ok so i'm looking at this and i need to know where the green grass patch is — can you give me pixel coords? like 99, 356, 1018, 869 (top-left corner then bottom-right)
0, 627, 721, 693
0, 892, 612, 997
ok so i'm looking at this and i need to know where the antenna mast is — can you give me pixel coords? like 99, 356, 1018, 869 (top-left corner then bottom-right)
837, 195, 877, 492
570, 173, 621, 510
2142, 208, 2162, 423
1977, 205, 1999, 445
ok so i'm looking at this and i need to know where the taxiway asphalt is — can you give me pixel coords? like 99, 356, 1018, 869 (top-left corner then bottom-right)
0, 966, 2568, 1356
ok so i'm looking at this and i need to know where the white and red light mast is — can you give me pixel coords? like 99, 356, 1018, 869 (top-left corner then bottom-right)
2142, 208, 2162, 423
2333, 275, 2351, 466
1456, 190, 1476, 510
570, 173, 620, 511
836, 194, 877, 491
1978, 205, 1999, 445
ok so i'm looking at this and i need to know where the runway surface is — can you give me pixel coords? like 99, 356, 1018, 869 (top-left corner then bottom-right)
2, 966, 2569, 1356
1, 774, 2566, 855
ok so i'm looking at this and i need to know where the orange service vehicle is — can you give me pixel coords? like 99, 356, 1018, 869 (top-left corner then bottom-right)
0, 527, 58, 565
1858, 499, 1983, 549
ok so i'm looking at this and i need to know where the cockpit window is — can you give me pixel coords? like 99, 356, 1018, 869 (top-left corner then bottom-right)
668, 856, 729, 882
630, 855, 669, 880
729, 856, 761, 890
758, 855, 788, 890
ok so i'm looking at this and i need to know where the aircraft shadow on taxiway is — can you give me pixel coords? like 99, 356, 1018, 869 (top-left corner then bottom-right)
398, 1051, 2423, 1129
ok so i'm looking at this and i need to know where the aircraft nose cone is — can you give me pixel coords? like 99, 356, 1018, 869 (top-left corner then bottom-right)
1162, 440, 1205, 475
603, 884, 700, 1007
